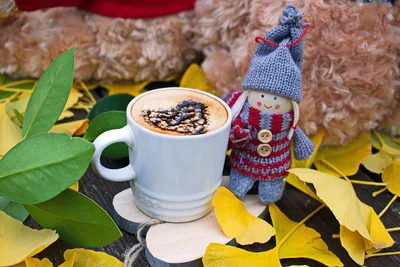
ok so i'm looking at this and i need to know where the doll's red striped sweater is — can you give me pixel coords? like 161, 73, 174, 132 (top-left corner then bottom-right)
224, 90, 294, 181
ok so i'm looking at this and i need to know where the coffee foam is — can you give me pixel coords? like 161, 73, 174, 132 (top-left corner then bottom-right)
131, 89, 228, 136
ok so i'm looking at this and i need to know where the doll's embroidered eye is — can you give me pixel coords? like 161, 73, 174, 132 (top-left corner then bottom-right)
274, 97, 277, 100
261, 95, 264, 98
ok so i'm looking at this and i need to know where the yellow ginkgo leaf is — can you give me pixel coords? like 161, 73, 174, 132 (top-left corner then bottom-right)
314, 133, 371, 177
393, 136, 400, 144
362, 151, 392, 174
0, 211, 58, 266
58, 110, 74, 121
100, 81, 150, 97
339, 202, 394, 265
55, 88, 82, 121
64, 249, 123, 267
295, 129, 325, 168
203, 243, 280, 267
361, 203, 393, 252
58, 253, 75, 267
10, 262, 27, 267
293, 168, 392, 261
180, 64, 214, 94
288, 168, 372, 241
203, 204, 342, 267
270, 204, 342, 266
69, 182, 79, 191
0, 103, 22, 156
6, 89, 81, 118
25, 258, 53, 267
339, 226, 365, 265
287, 129, 324, 201
6, 93, 31, 116
286, 173, 320, 201
49, 120, 89, 136
382, 160, 400, 195
212, 187, 275, 245
371, 131, 400, 157
73, 82, 98, 90
65, 88, 83, 110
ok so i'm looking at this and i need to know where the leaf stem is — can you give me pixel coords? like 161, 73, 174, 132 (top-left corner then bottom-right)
320, 159, 385, 186
378, 195, 397, 218
72, 103, 91, 113
373, 130, 385, 149
332, 234, 340, 238
373, 187, 388, 197
349, 180, 387, 186
80, 81, 96, 104
73, 103, 93, 108
4, 92, 20, 105
0, 86, 32, 92
387, 227, 400, 233
2, 79, 36, 87
320, 159, 351, 182
276, 204, 326, 248
79, 98, 93, 104
365, 251, 400, 259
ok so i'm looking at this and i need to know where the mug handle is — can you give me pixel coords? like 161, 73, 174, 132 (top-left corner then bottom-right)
91, 126, 136, 182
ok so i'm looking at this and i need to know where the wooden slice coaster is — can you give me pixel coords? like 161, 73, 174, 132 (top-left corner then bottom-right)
145, 193, 266, 266
112, 188, 152, 234
112, 176, 268, 266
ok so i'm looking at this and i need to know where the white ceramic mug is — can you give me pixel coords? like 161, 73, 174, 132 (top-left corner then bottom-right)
91, 88, 232, 222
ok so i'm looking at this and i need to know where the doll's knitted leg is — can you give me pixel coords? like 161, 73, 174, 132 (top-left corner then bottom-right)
258, 179, 286, 204
229, 169, 255, 198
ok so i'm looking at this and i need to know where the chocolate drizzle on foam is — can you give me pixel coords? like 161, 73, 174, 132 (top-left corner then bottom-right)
142, 100, 210, 135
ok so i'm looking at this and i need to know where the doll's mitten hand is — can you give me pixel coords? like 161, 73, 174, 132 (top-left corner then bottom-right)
230, 118, 251, 140
229, 118, 251, 148
293, 127, 314, 160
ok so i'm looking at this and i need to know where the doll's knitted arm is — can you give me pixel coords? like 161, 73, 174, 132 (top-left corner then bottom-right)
222, 90, 242, 108
293, 127, 314, 160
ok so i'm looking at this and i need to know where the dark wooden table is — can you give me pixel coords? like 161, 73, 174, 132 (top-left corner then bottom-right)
27, 89, 400, 267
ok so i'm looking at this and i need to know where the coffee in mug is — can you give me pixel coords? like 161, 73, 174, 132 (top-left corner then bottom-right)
91, 88, 232, 222
131, 89, 228, 136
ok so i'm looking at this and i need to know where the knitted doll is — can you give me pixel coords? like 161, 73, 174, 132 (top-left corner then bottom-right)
196, 0, 400, 146
223, 4, 314, 204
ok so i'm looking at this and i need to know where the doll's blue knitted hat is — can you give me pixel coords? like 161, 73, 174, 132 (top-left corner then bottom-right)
242, 4, 308, 103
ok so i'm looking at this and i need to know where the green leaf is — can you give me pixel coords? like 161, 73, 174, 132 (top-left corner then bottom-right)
0, 75, 11, 99
0, 76, 35, 99
372, 131, 400, 150
88, 94, 133, 121
14, 109, 24, 125
371, 131, 400, 157
0, 133, 94, 204
0, 92, 13, 100
84, 111, 128, 158
22, 47, 76, 139
25, 189, 122, 247
0, 196, 29, 222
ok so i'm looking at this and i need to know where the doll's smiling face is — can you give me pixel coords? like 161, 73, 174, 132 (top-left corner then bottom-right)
247, 90, 292, 114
